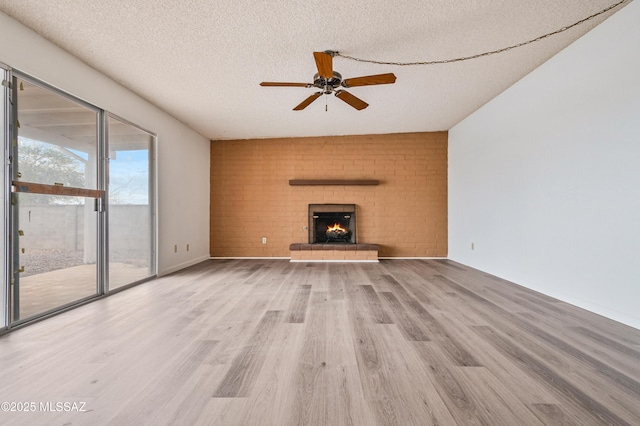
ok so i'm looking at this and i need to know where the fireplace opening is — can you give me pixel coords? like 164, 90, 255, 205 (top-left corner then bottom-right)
309, 204, 356, 244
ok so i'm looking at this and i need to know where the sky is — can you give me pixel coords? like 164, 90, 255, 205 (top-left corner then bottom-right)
109, 149, 149, 205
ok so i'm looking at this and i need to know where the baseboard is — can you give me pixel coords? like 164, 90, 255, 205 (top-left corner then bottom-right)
208, 256, 448, 261
159, 255, 211, 276
289, 259, 379, 263
378, 257, 448, 260
209, 256, 291, 260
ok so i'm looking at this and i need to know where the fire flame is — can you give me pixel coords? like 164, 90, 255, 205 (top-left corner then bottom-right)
327, 223, 348, 233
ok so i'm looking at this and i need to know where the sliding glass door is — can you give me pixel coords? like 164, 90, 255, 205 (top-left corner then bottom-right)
9, 75, 102, 323
3, 71, 156, 327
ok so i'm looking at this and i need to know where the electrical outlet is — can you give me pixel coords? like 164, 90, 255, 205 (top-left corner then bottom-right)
174, 244, 178, 253
471, 242, 475, 250
186, 244, 190, 252
262, 237, 267, 244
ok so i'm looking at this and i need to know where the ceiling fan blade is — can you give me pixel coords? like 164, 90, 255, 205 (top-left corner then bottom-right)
335, 90, 369, 110
260, 82, 310, 87
313, 51, 333, 79
342, 73, 397, 88
293, 92, 323, 110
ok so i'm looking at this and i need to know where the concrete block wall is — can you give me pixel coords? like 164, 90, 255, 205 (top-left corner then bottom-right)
18, 204, 150, 260
210, 132, 447, 257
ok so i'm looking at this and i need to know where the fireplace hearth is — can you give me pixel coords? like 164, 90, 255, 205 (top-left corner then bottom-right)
309, 204, 356, 244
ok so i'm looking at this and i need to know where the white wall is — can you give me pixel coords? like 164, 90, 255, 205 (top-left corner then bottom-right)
0, 12, 210, 277
449, 1, 640, 329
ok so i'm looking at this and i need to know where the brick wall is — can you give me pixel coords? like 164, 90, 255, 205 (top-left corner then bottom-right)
210, 132, 447, 257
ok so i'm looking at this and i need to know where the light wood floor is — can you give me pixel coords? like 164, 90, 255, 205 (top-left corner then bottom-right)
1, 259, 639, 425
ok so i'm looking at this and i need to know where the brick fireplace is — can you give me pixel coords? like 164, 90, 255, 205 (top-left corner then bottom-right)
290, 203, 376, 262
210, 131, 448, 258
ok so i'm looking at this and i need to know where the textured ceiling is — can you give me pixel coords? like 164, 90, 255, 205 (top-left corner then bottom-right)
0, 0, 630, 140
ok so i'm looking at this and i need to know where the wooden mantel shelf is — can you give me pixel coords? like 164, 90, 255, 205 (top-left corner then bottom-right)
289, 179, 379, 186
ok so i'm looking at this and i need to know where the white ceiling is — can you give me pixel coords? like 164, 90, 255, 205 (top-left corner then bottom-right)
0, 0, 630, 140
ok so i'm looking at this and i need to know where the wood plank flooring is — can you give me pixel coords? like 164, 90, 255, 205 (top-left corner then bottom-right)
1, 259, 639, 425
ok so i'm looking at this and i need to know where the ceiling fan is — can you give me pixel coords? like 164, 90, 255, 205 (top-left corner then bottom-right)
260, 51, 396, 111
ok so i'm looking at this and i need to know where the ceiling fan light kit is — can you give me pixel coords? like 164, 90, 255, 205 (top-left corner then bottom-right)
260, 51, 397, 111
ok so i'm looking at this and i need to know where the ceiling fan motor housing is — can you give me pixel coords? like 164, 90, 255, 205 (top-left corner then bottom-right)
313, 72, 342, 94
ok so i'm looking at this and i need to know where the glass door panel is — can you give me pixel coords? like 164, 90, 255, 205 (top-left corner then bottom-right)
10, 75, 101, 323
13, 193, 98, 321
13, 78, 98, 188
107, 115, 155, 290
